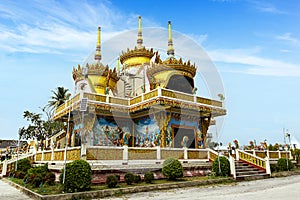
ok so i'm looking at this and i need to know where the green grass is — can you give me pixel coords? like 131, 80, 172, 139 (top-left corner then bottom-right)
9, 177, 63, 195
7, 175, 230, 196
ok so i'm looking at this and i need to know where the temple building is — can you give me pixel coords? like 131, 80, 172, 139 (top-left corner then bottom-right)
53, 16, 226, 150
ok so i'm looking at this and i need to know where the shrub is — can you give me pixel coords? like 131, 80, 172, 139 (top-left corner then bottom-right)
106, 175, 118, 188
270, 164, 278, 172
162, 158, 183, 180
16, 158, 31, 173
14, 171, 25, 179
212, 156, 230, 177
115, 174, 120, 182
124, 172, 135, 185
32, 174, 43, 187
134, 175, 142, 183
144, 172, 154, 183
277, 158, 293, 171
60, 160, 92, 193
44, 172, 56, 185
23, 163, 50, 187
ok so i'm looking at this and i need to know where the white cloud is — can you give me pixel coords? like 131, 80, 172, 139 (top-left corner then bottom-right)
209, 48, 300, 77
0, 1, 140, 56
276, 33, 300, 46
250, 0, 286, 14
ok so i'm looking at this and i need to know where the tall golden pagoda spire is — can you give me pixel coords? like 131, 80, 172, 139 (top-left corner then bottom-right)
94, 26, 102, 61
167, 21, 175, 56
137, 16, 143, 48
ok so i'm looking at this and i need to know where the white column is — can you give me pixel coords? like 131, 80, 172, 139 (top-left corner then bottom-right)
1, 160, 8, 177
123, 146, 128, 161
81, 143, 87, 160
265, 157, 271, 175
207, 149, 210, 160
157, 146, 161, 160
184, 147, 188, 159
229, 155, 236, 178
236, 149, 240, 160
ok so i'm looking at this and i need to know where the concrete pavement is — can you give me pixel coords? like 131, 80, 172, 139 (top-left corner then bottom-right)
106, 175, 300, 200
0, 179, 32, 200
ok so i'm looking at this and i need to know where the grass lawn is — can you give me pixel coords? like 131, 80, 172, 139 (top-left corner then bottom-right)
8, 175, 229, 195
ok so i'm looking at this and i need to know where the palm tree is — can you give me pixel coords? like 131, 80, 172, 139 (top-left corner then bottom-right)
47, 86, 69, 111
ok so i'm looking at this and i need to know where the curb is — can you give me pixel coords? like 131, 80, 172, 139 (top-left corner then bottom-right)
3, 177, 233, 200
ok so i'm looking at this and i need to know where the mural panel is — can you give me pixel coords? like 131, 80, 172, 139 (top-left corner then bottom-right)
134, 116, 160, 147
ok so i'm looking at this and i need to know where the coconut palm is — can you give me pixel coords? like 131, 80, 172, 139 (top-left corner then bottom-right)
47, 86, 69, 110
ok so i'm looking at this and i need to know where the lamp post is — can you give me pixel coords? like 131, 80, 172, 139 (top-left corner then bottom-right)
62, 95, 72, 184
15, 129, 21, 171
80, 98, 88, 159
284, 128, 289, 170
215, 121, 221, 174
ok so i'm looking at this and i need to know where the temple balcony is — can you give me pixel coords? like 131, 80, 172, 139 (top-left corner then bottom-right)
53, 87, 226, 121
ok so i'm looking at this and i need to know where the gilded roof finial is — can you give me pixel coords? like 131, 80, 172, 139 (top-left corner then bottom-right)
95, 26, 102, 61
167, 21, 175, 56
116, 58, 120, 73
137, 16, 143, 48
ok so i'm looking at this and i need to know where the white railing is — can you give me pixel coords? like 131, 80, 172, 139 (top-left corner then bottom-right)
237, 149, 271, 175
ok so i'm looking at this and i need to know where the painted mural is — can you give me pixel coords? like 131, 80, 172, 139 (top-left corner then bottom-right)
92, 117, 131, 146
134, 116, 160, 147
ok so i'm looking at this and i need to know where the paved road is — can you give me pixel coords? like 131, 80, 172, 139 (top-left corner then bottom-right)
0, 179, 32, 200
1, 175, 300, 200
106, 175, 300, 200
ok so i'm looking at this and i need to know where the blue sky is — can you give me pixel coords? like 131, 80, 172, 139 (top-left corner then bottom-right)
0, 0, 299, 146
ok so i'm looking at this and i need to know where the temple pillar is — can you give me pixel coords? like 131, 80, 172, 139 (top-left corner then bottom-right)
153, 110, 171, 147
200, 115, 211, 148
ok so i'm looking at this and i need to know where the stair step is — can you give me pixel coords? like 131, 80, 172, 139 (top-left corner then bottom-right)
236, 173, 269, 181
236, 171, 265, 175
234, 160, 268, 180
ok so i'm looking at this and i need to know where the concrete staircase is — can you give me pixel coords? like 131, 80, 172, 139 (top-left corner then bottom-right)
235, 160, 270, 180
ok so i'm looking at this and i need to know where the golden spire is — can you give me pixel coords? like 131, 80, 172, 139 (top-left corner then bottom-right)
137, 16, 143, 48
95, 26, 101, 61
116, 57, 120, 73
167, 21, 175, 56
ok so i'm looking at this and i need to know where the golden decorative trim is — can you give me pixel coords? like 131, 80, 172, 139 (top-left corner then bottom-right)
120, 46, 154, 64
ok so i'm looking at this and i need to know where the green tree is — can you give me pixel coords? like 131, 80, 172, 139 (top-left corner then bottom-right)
19, 110, 64, 145
47, 86, 69, 111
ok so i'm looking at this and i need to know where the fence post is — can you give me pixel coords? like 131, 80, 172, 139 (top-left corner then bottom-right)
265, 157, 271, 175
207, 149, 211, 160
123, 146, 128, 161
184, 148, 188, 160
236, 149, 240, 160
229, 155, 236, 179
1, 160, 8, 177
157, 146, 161, 160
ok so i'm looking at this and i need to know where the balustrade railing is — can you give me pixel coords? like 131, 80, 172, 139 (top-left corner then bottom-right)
55, 88, 224, 117
237, 149, 266, 169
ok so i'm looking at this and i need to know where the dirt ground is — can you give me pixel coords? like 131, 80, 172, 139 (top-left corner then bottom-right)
106, 175, 300, 200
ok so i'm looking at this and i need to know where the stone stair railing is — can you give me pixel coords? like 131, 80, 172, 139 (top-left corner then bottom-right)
236, 149, 271, 175
0, 152, 35, 177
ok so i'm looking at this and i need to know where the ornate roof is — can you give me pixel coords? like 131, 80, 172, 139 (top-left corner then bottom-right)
119, 46, 155, 65
72, 63, 119, 82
